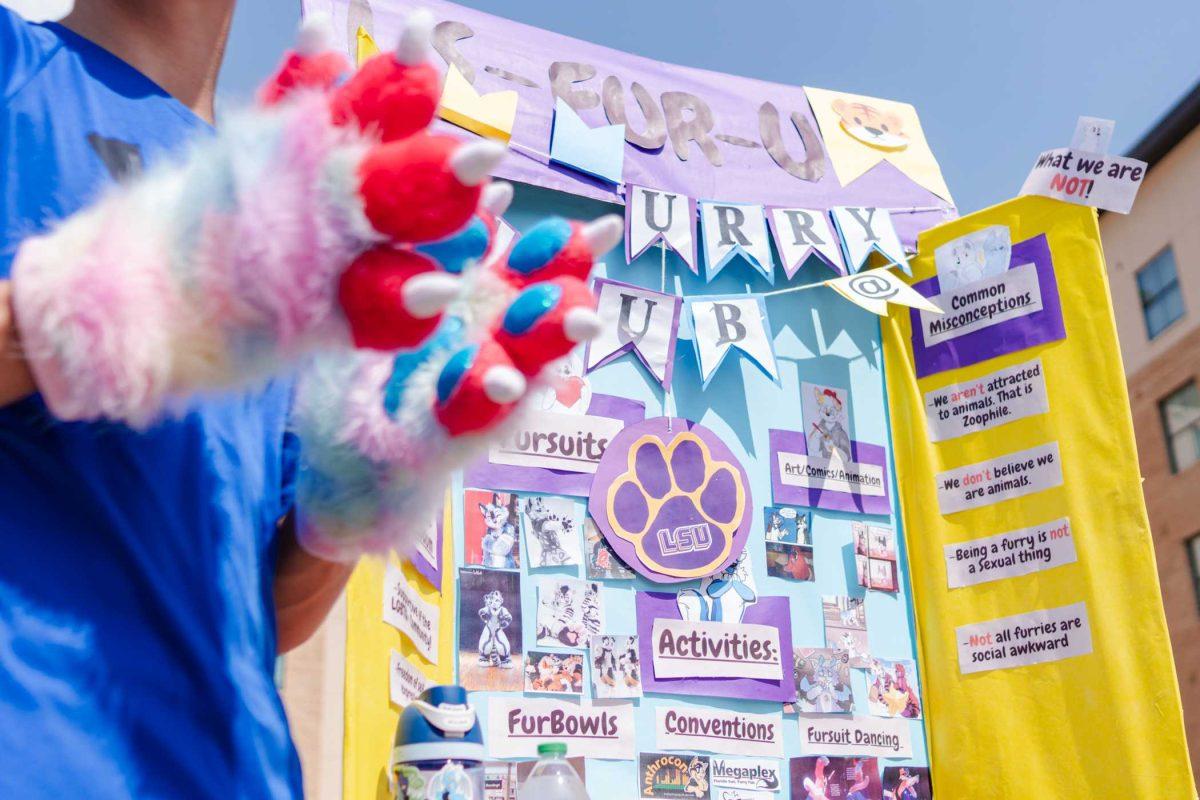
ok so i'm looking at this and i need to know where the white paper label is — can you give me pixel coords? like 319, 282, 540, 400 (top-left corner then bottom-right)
655, 707, 784, 758
957, 602, 1092, 675
936, 442, 1063, 515
489, 411, 624, 474
651, 618, 784, 680
414, 518, 438, 570
708, 757, 784, 794
945, 517, 1077, 589
1020, 147, 1146, 214
775, 452, 886, 497
712, 789, 776, 800
382, 563, 439, 663
924, 359, 1049, 442
486, 697, 636, 760
389, 649, 433, 706
796, 714, 912, 758
918, 262, 1043, 346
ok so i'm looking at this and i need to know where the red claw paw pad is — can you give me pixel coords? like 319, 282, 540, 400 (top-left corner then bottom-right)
338, 247, 442, 350
330, 56, 440, 141
492, 278, 595, 375
259, 51, 350, 106
588, 418, 754, 582
358, 134, 483, 244
434, 340, 520, 435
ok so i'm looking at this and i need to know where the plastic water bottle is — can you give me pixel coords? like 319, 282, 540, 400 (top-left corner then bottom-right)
517, 742, 590, 799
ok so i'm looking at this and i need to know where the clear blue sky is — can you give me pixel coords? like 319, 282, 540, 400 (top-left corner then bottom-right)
221, 0, 1200, 213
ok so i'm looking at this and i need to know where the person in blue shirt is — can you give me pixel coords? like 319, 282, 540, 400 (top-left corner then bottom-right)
0, 3, 352, 796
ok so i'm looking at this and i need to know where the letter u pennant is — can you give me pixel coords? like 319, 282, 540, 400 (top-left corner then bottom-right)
687, 296, 779, 388
585, 277, 683, 389
626, 185, 698, 273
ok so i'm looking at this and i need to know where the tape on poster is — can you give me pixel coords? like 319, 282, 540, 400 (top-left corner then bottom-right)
956, 601, 1093, 675
655, 706, 785, 758
796, 714, 912, 758
486, 696, 636, 760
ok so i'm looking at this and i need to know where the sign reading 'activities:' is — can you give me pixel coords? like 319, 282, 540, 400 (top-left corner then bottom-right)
956, 601, 1093, 675
651, 618, 784, 680
936, 442, 1063, 514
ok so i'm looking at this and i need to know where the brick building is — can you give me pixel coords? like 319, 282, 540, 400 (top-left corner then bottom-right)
1099, 81, 1200, 779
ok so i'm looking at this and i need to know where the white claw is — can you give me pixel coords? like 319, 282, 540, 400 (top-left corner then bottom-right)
395, 8, 435, 65
401, 272, 460, 319
483, 365, 526, 404
563, 308, 603, 343
481, 182, 514, 216
449, 141, 507, 186
296, 13, 334, 56
581, 214, 624, 256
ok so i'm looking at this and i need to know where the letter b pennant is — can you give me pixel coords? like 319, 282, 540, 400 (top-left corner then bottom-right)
687, 296, 779, 388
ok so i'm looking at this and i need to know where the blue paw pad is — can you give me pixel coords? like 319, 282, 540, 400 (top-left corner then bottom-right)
501, 284, 563, 335
436, 343, 479, 404
506, 217, 571, 275
417, 217, 490, 274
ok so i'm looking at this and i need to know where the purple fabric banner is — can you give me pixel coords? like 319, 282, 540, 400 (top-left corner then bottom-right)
462, 393, 645, 496
303, 0, 954, 246
768, 429, 891, 516
907, 234, 1066, 378
637, 592, 795, 702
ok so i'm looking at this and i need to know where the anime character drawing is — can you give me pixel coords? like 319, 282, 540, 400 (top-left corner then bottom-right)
684, 757, 709, 799
883, 767, 921, 800
478, 493, 518, 569
802, 756, 831, 800
523, 496, 575, 567
796, 650, 852, 713
846, 759, 871, 800
808, 387, 851, 463
478, 590, 513, 667
766, 510, 788, 542
868, 659, 922, 719
677, 551, 757, 623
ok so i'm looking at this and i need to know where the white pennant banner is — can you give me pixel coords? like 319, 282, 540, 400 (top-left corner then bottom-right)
768, 207, 846, 278
584, 277, 683, 389
688, 296, 779, 387
625, 185, 698, 273
699, 201, 775, 284
825, 268, 943, 317
830, 206, 910, 275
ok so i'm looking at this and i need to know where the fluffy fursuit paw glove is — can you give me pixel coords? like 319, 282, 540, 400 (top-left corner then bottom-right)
292, 213, 624, 560
10, 12, 507, 425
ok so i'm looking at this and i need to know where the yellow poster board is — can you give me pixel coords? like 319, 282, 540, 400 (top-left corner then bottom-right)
342, 499, 457, 799
881, 196, 1195, 797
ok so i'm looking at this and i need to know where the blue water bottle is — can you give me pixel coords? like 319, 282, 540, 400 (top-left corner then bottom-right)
390, 685, 486, 799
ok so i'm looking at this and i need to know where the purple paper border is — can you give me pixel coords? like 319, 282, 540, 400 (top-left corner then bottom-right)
462, 393, 646, 496
584, 277, 683, 390
768, 429, 890, 516
637, 592, 795, 702
765, 207, 847, 279
908, 234, 1066, 378
589, 417, 754, 583
410, 513, 443, 587
625, 189, 699, 274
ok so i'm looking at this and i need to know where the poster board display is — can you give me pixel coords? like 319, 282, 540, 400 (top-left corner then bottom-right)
881, 196, 1196, 797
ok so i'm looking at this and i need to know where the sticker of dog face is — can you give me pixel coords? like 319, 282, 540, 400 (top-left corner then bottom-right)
832, 98, 910, 152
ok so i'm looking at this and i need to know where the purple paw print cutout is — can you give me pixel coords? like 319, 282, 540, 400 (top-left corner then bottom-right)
589, 417, 752, 582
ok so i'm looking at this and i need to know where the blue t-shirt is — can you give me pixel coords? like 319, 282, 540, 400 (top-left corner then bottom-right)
0, 10, 303, 798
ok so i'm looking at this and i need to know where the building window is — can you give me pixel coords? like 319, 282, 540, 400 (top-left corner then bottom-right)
1190, 535, 1200, 615
1137, 247, 1185, 339
1160, 381, 1200, 473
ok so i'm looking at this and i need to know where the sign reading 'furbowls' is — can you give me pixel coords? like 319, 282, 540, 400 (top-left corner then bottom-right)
588, 417, 753, 582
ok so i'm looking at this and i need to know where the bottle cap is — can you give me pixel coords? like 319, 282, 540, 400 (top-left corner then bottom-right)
537, 742, 568, 757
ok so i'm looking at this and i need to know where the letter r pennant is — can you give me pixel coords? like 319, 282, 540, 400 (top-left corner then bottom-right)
584, 277, 683, 389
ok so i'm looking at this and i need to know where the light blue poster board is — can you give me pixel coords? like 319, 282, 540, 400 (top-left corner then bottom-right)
451, 185, 929, 798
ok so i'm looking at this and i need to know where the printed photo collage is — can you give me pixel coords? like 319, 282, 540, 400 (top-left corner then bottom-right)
457, 488, 641, 698
429, 379, 926, 795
